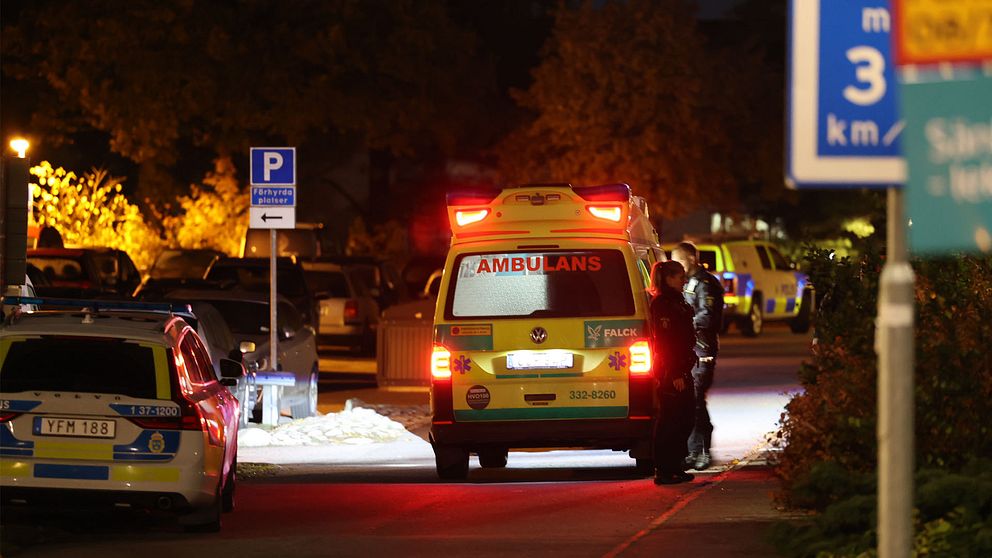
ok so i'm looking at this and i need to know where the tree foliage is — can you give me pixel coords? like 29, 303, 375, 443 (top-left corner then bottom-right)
3, 0, 488, 203
495, 0, 739, 218
772, 248, 992, 556
158, 156, 248, 256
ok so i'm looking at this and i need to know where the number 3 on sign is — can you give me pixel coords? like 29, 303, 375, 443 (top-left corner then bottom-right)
844, 46, 886, 106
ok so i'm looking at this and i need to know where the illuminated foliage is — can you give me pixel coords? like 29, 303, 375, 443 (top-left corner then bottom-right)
160, 157, 248, 257
29, 161, 161, 271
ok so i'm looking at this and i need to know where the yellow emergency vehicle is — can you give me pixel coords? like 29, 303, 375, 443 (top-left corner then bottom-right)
429, 183, 663, 479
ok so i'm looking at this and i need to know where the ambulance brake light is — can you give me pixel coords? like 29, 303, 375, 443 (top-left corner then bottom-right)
587, 205, 623, 222
431, 344, 452, 379
629, 340, 652, 376
455, 209, 490, 227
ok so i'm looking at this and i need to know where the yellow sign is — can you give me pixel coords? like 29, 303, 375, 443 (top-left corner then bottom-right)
896, 0, 992, 64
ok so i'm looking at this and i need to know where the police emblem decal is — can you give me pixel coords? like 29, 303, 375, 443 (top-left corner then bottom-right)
530, 326, 548, 344
148, 431, 166, 454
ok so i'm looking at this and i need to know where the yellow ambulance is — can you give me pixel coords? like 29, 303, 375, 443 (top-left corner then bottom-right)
429, 183, 664, 479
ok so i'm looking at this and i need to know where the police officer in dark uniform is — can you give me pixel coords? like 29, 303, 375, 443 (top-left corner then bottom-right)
671, 241, 724, 470
648, 261, 696, 485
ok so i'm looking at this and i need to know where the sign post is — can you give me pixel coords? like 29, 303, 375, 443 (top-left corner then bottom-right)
788, 2, 914, 556
249, 147, 297, 426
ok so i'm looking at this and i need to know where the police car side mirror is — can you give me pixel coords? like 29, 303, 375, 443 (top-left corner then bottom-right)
219, 358, 246, 385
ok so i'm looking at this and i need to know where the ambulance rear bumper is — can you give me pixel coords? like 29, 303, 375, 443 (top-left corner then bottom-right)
430, 417, 653, 450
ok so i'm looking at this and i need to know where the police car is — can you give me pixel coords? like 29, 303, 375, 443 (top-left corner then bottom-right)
0, 298, 242, 531
429, 183, 664, 479
665, 240, 813, 337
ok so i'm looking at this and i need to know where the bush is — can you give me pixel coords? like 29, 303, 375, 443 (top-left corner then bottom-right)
773, 248, 992, 556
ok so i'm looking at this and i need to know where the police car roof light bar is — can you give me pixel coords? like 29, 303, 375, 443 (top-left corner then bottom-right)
1, 296, 194, 316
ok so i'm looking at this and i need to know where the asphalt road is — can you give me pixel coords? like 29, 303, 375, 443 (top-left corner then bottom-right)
2, 324, 809, 558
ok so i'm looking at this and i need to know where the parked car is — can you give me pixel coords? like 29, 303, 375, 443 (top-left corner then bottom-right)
135, 249, 225, 298
147, 249, 225, 280
241, 223, 324, 260
204, 257, 318, 333
303, 262, 380, 354
0, 299, 243, 531
307, 255, 408, 311
180, 301, 257, 424
164, 289, 319, 420
27, 247, 141, 298
663, 239, 813, 336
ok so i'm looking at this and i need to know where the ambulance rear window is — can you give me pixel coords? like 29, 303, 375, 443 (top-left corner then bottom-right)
445, 250, 635, 319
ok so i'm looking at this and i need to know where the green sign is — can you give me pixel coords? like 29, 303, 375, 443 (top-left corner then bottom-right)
901, 71, 992, 254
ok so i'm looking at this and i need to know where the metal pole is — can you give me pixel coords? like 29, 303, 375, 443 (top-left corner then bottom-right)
877, 187, 915, 558
270, 228, 278, 372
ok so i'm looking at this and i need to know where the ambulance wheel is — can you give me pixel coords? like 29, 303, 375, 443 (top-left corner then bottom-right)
789, 290, 813, 334
742, 295, 763, 337
635, 458, 654, 476
478, 449, 508, 468
221, 456, 236, 513
434, 444, 469, 480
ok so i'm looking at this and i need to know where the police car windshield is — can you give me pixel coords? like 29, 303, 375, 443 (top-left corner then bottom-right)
445, 250, 635, 319
1, 337, 158, 399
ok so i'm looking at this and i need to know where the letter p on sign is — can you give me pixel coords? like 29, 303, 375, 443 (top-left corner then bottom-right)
250, 147, 296, 186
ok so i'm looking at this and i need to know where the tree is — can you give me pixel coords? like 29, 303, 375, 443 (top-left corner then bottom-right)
2, 0, 492, 210
495, 0, 738, 219
158, 156, 248, 256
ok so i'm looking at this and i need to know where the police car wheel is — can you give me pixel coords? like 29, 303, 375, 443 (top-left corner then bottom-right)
222, 456, 236, 513
183, 487, 222, 533
434, 445, 469, 480
789, 290, 813, 334
478, 448, 508, 468
742, 295, 763, 337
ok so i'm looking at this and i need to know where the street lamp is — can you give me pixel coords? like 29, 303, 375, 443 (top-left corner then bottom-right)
9, 138, 29, 158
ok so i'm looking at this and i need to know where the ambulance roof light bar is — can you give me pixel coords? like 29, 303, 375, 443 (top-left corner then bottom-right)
446, 188, 501, 207
572, 183, 631, 203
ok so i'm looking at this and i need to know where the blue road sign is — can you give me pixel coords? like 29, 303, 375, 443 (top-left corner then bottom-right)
787, 0, 906, 188
251, 186, 295, 207
250, 147, 296, 186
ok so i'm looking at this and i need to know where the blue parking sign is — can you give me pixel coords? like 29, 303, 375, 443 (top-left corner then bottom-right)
787, 0, 906, 188
250, 147, 296, 186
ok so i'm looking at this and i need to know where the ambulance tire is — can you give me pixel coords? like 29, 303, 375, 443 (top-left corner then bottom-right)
222, 455, 236, 513
434, 444, 470, 480
635, 458, 654, 476
789, 290, 813, 334
742, 294, 763, 337
478, 449, 508, 468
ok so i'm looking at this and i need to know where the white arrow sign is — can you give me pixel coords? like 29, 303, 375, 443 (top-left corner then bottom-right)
250, 207, 296, 229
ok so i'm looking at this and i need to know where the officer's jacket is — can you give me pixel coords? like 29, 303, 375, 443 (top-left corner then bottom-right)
684, 266, 724, 357
649, 287, 696, 391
